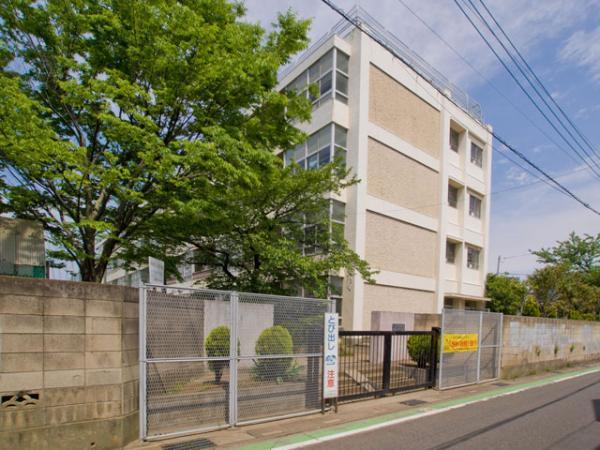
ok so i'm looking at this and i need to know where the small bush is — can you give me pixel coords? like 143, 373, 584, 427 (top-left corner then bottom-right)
407, 335, 431, 368
253, 326, 294, 381
205, 325, 231, 384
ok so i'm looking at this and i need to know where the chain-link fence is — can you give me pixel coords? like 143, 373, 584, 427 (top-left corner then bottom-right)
438, 309, 503, 389
139, 285, 333, 440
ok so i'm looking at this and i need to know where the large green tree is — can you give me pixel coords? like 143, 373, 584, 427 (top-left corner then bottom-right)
485, 273, 527, 315
0, 0, 312, 281
533, 232, 600, 278
149, 157, 374, 297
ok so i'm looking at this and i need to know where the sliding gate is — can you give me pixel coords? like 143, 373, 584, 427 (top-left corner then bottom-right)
139, 285, 333, 440
338, 329, 439, 400
438, 309, 503, 389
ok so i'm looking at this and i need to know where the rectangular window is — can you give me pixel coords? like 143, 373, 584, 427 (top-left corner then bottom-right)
446, 241, 456, 264
283, 48, 349, 109
444, 298, 454, 309
471, 142, 483, 167
450, 129, 460, 152
285, 124, 348, 172
469, 194, 482, 218
448, 185, 459, 208
465, 300, 479, 310
467, 246, 480, 270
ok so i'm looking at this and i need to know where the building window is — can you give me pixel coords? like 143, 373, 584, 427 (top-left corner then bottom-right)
284, 123, 348, 171
329, 275, 343, 317
446, 241, 456, 264
467, 246, 480, 270
470, 142, 483, 167
284, 48, 349, 109
444, 298, 454, 309
469, 194, 482, 218
448, 184, 459, 208
303, 199, 346, 255
450, 128, 460, 152
465, 300, 479, 310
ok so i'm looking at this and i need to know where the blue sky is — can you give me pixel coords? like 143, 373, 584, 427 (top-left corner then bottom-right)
244, 0, 600, 276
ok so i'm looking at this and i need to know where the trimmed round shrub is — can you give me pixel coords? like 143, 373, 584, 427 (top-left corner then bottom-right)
253, 326, 294, 380
407, 335, 431, 368
205, 325, 230, 383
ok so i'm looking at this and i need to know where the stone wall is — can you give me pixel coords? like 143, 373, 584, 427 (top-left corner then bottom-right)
501, 315, 600, 378
0, 276, 138, 450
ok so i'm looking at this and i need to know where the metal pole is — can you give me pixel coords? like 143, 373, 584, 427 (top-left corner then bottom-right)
138, 286, 147, 440
496, 255, 502, 274
476, 311, 483, 383
497, 313, 504, 379
229, 291, 239, 426
438, 310, 445, 389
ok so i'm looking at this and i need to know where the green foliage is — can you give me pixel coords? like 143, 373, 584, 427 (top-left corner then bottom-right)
486, 274, 527, 315
407, 335, 431, 368
521, 295, 541, 317
253, 326, 294, 381
533, 232, 600, 275
0, 0, 314, 281
205, 325, 231, 383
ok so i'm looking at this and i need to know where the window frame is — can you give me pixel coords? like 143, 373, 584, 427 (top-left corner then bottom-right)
446, 241, 456, 264
450, 128, 460, 152
284, 123, 348, 171
468, 193, 482, 219
284, 48, 349, 109
448, 184, 459, 208
470, 142, 484, 168
466, 245, 481, 270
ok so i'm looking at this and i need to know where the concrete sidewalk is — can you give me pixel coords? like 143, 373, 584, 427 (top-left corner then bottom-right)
126, 363, 600, 450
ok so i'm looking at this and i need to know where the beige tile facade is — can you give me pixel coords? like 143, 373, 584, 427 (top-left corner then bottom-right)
365, 212, 438, 278
369, 64, 441, 159
362, 284, 435, 329
367, 138, 440, 218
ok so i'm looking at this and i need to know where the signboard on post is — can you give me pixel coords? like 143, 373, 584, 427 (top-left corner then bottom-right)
323, 313, 339, 399
148, 257, 164, 285
443, 333, 478, 353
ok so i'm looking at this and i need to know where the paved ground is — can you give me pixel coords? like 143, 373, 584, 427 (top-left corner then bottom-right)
126, 364, 600, 450
306, 371, 600, 450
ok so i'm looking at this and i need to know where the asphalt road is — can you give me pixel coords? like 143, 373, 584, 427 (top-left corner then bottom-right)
307, 372, 600, 450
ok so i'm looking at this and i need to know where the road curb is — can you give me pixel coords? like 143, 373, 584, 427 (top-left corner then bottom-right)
237, 365, 600, 450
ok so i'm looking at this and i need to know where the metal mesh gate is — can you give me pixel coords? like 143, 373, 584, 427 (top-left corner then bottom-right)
140, 285, 333, 440
438, 309, 503, 389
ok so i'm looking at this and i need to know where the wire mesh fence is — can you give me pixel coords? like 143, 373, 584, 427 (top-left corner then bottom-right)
438, 309, 503, 389
140, 285, 333, 439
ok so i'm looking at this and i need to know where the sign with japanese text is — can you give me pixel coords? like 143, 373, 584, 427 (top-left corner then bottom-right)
323, 313, 339, 399
443, 333, 479, 353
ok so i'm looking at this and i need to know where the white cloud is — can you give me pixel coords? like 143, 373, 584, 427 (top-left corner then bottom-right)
560, 26, 600, 85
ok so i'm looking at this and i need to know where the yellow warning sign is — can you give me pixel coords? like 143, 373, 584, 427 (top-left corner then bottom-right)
443, 333, 478, 353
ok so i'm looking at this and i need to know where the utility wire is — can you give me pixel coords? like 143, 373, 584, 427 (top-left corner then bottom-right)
320, 0, 600, 216
455, 0, 600, 178
393, 0, 582, 168
474, 0, 600, 162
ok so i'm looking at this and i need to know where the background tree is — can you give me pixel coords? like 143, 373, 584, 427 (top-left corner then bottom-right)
147, 157, 374, 297
533, 232, 600, 276
0, 0, 311, 281
485, 273, 527, 315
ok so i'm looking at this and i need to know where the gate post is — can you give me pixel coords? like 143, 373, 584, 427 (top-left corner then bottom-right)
476, 311, 483, 383
429, 327, 440, 387
229, 291, 239, 426
382, 333, 392, 393
138, 286, 147, 440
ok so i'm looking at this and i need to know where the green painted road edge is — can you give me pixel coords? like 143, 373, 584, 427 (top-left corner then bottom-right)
237, 365, 600, 450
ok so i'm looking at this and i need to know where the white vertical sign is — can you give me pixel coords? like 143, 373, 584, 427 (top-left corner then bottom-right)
323, 313, 339, 399
148, 257, 164, 285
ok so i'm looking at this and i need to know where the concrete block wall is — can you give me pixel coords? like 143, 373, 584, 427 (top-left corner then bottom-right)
0, 276, 139, 450
501, 315, 600, 378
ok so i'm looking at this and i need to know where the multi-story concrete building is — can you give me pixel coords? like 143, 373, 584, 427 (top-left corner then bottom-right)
278, 8, 493, 329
